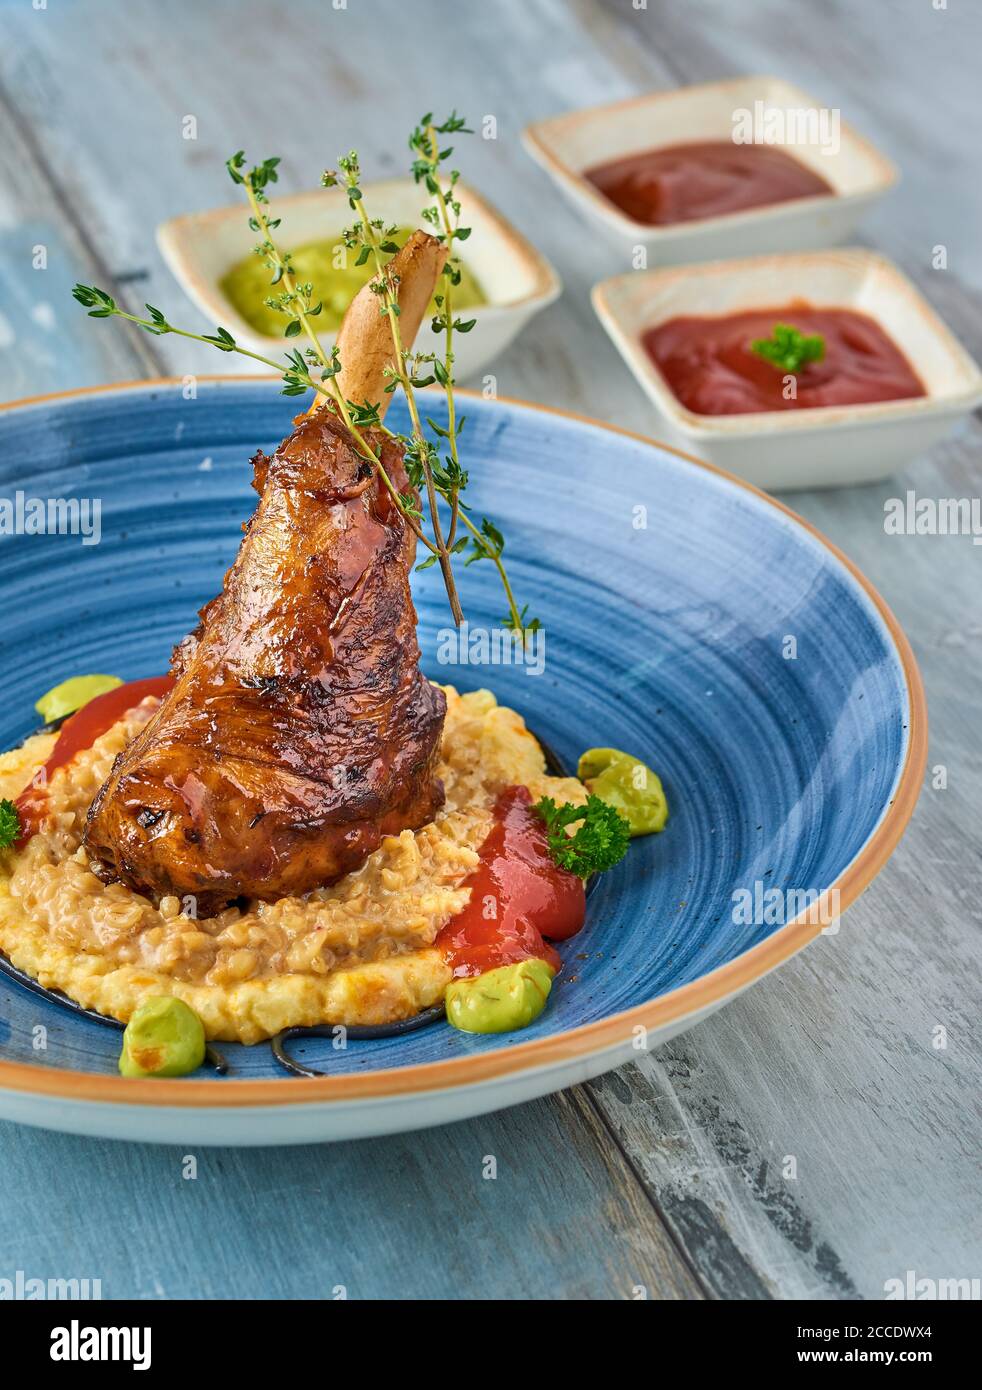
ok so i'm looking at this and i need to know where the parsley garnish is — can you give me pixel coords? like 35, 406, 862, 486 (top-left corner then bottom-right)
749, 323, 825, 374
535, 794, 631, 877
0, 798, 21, 850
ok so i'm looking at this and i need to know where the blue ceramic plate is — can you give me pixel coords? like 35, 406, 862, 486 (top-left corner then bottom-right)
0, 380, 924, 1144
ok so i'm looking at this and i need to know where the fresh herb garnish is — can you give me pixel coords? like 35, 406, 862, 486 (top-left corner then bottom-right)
749, 323, 825, 374
535, 794, 631, 877
73, 114, 538, 639
0, 798, 21, 850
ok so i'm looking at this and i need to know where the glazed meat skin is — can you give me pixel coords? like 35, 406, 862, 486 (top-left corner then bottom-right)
84, 409, 446, 915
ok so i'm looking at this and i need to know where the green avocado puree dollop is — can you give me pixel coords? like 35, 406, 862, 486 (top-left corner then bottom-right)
578, 747, 669, 835
35, 674, 122, 725
446, 959, 556, 1035
119, 997, 206, 1078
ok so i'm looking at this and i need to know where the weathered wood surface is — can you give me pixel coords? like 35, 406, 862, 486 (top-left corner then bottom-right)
0, 0, 979, 1300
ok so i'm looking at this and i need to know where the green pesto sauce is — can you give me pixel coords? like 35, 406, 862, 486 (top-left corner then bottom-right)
445, 959, 556, 1035
220, 226, 487, 338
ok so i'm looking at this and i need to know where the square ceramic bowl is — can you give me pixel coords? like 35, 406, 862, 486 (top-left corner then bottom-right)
157, 179, 560, 381
523, 76, 898, 263
592, 248, 982, 491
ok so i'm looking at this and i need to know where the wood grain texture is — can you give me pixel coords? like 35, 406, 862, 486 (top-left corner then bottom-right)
0, 1091, 702, 1301
0, 0, 979, 1300
0, 85, 158, 397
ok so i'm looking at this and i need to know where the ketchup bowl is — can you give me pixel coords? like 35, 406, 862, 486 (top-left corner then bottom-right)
523, 76, 898, 264
0, 379, 924, 1142
593, 248, 982, 490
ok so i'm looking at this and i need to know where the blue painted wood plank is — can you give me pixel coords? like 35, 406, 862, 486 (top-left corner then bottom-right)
0, 1092, 701, 1300
0, 88, 157, 402
0, 220, 136, 400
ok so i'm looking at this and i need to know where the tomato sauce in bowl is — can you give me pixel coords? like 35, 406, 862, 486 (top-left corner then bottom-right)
584, 141, 833, 226
644, 304, 926, 416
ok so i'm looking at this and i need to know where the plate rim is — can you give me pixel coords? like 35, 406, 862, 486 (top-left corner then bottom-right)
0, 376, 928, 1108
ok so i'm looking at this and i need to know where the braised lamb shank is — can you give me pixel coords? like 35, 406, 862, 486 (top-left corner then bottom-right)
84, 233, 449, 914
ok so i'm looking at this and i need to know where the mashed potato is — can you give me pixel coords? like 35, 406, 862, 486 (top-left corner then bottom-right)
0, 687, 583, 1043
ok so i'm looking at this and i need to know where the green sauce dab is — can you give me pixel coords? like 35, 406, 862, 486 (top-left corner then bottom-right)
119, 997, 206, 1078
577, 747, 669, 835
35, 673, 122, 725
221, 227, 486, 338
446, 959, 555, 1034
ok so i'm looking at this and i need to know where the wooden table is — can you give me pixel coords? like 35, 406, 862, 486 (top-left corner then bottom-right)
0, 0, 978, 1300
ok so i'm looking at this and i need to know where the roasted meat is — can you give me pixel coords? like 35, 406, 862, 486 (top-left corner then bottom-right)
84, 233, 449, 914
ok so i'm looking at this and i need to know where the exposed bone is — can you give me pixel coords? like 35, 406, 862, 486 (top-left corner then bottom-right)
314, 228, 447, 422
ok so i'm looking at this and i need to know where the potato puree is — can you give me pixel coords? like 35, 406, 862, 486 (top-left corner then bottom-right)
0, 687, 583, 1043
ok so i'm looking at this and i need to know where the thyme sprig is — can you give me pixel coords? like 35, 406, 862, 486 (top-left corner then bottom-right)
410, 112, 472, 548
73, 284, 312, 382
409, 114, 532, 633
71, 283, 432, 553
72, 118, 539, 634
225, 152, 431, 548
226, 154, 328, 356
325, 148, 464, 624
325, 118, 534, 636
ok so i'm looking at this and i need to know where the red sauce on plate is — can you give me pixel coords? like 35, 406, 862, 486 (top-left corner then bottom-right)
14, 676, 175, 846
644, 304, 926, 416
584, 141, 832, 226
436, 785, 585, 978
